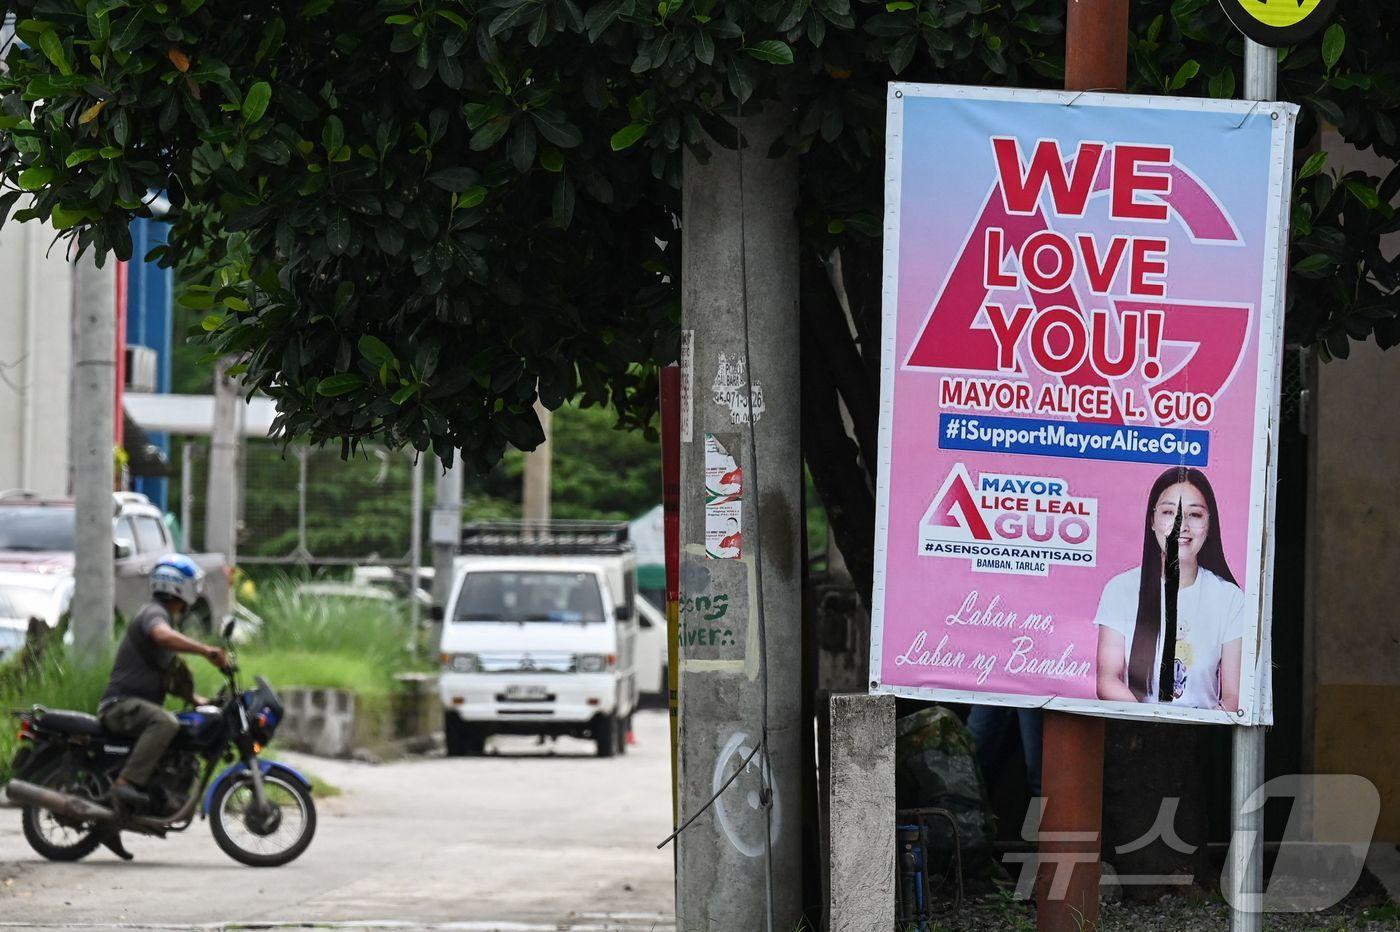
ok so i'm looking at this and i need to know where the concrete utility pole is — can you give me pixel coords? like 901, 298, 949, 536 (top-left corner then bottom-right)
204, 357, 242, 563
521, 400, 553, 521
69, 253, 116, 663
676, 102, 802, 931
1034, 3, 1126, 929
430, 455, 463, 630
1228, 38, 1276, 932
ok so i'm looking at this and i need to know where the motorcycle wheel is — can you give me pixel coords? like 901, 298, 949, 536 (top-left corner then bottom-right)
209, 771, 317, 867
20, 762, 104, 862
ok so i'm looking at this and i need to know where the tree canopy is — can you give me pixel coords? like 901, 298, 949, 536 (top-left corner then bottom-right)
2, 0, 1399, 492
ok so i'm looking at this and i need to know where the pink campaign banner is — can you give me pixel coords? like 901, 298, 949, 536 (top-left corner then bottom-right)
870, 85, 1297, 725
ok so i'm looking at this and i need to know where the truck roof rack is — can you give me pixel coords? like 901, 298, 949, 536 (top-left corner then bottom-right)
458, 520, 633, 556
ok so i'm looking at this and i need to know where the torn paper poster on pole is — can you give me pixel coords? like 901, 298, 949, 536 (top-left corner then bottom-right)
705, 433, 743, 559
870, 84, 1297, 726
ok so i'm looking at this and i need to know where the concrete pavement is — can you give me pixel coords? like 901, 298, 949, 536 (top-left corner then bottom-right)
0, 710, 676, 930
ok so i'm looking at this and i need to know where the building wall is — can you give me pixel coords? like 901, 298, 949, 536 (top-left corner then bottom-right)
0, 220, 75, 498
1307, 134, 1400, 841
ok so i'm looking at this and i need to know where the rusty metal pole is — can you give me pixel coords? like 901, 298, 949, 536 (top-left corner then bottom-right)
1034, 3, 1128, 930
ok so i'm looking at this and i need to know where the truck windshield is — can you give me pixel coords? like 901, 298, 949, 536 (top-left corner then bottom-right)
0, 507, 76, 552
453, 571, 605, 624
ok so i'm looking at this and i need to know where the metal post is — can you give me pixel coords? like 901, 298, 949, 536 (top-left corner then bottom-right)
521, 400, 553, 522
1229, 36, 1276, 932
180, 441, 194, 551
295, 446, 310, 561
676, 100, 802, 932
69, 252, 116, 663
408, 453, 424, 645
205, 357, 240, 564
1031, 3, 1128, 928
430, 455, 463, 643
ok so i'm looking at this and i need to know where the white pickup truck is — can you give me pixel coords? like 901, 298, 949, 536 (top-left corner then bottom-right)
436, 522, 640, 758
0, 490, 233, 632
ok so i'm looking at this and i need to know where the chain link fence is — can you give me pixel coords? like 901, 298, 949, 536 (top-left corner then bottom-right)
176, 439, 424, 567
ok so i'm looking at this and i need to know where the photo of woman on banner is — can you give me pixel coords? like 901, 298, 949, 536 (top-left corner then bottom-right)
1094, 467, 1244, 710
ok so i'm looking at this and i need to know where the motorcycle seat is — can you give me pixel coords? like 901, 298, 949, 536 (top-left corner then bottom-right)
37, 709, 104, 736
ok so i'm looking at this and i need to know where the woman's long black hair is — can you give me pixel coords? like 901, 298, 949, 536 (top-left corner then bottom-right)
1126, 467, 1236, 701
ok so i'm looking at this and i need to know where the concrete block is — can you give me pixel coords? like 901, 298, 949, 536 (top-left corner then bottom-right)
828, 692, 896, 932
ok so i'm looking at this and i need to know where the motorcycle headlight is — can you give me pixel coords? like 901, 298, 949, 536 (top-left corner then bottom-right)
443, 652, 480, 673
576, 653, 609, 674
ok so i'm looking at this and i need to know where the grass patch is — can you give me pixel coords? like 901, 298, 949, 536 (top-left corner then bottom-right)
297, 767, 342, 798
195, 583, 431, 698
0, 647, 112, 784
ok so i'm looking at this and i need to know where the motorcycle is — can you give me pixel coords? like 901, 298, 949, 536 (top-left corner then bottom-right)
4, 624, 316, 867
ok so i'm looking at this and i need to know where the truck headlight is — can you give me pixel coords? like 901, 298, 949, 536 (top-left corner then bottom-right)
576, 653, 612, 673
442, 652, 480, 673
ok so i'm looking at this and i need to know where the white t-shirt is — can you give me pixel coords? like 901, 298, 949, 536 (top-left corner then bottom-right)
1094, 566, 1246, 709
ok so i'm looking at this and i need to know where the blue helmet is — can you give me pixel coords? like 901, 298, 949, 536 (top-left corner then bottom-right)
150, 554, 203, 607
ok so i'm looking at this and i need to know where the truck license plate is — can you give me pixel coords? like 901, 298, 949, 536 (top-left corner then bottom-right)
503, 684, 549, 701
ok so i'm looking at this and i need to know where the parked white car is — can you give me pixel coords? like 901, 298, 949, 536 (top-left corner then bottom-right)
634, 595, 667, 700
436, 523, 640, 758
0, 570, 74, 662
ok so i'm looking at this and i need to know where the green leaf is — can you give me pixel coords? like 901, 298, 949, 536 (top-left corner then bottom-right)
18, 166, 55, 191
427, 166, 480, 192
1168, 59, 1199, 91
200, 314, 227, 332
50, 205, 85, 229
530, 110, 583, 148
552, 173, 575, 228
391, 383, 420, 405
242, 81, 272, 123
38, 31, 71, 75
1344, 179, 1380, 209
316, 374, 365, 396
255, 17, 286, 64
65, 149, 100, 168
327, 213, 351, 255
1292, 252, 1331, 276
1321, 23, 1344, 71
456, 185, 488, 208
224, 362, 249, 378
323, 115, 345, 155
610, 122, 648, 151
359, 335, 394, 365
539, 148, 564, 173
745, 39, 795, 65
469, 116, 512, 151
1296, 152, 1327, 181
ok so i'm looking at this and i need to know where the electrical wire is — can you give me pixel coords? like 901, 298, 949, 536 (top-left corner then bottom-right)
655, 98, 779, 932
733, 95, 779, 932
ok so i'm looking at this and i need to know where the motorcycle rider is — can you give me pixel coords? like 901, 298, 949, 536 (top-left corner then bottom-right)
97, 555, 229, 811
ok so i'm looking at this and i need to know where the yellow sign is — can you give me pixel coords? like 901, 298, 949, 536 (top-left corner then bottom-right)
1218, 0, 1336, 47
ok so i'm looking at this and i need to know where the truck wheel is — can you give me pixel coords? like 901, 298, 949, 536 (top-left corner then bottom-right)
616, 714, 630, 756
444, 711, 485, 757
594, 714, 619, 758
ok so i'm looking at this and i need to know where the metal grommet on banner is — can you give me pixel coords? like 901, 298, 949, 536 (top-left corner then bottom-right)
894, 89, 903, 99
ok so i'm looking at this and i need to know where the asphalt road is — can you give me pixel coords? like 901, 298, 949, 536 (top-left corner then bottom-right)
0, 710, 676, 931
